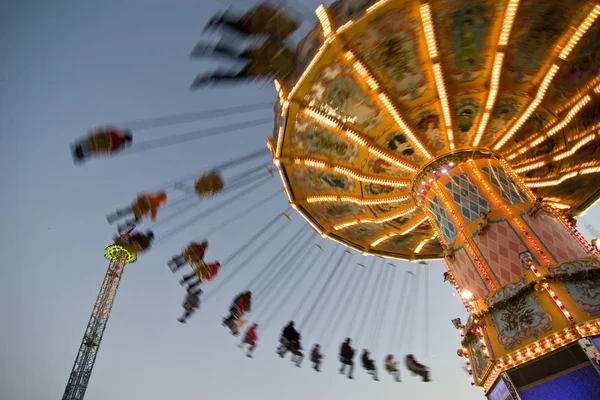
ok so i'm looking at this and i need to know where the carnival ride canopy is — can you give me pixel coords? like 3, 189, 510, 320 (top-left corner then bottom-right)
273, 0, 600, 261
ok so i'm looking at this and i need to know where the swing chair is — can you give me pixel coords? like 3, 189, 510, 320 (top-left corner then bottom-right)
189, 260, 214, 281
224, 308, 245, 335
224, 292, 253, 335
111, 231, 154, 255
405, 354, 431, 382
361, 350, 379, 381
277, 332, 304, 364
86, 127, 132, 153
183, 292, 201, 312
112, 236, 145, 255
384, 354, 401, 382
194, 170, 225, 198
178, 289, 203, 324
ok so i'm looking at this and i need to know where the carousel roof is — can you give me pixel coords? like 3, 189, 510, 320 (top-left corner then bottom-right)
270, 0, 600, 260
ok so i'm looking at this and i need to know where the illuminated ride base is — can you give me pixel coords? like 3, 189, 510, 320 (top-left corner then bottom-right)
62, 244, 137, 400
267, 0, 600, 398
418, 153, 600, 399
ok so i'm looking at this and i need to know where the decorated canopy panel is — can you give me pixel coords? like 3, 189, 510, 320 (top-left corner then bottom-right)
272, 0, 600, 260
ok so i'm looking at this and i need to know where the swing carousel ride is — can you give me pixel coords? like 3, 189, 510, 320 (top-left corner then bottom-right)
270, 0, 600, 397
64, 0, 600, 399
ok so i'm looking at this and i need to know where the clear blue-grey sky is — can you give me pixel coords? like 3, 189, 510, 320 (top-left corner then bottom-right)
1, 1, 599, 400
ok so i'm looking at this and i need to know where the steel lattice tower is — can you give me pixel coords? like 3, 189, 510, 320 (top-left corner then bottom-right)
62, 241, 137, 400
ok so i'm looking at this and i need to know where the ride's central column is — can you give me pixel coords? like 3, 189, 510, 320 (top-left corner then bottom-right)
413, 150, 600, 391
413, 150, 592, 301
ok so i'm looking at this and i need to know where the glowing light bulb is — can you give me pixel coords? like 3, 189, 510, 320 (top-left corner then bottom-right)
461, 290, 474, 300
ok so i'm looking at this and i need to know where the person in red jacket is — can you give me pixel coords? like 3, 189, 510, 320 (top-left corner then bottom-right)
71, 127, 133, 163
169, 240, 209, 272
223, 291, 252, 335
180, 261, 220, 290
238, 323, 259, 357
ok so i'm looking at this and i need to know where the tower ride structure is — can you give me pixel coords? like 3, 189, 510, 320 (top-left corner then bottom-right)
62, 241, 138, 400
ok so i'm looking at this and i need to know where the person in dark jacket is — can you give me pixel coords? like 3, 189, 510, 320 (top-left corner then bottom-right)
277, 321, 303, 366
339, 338, 355, 379
204, 2, 300, 41
113, 231, 154, 254
405, 354, 431, 382
361, 349, 379, 381
311, 344, 324, 372
190, 38, 296, 88
178, 288, 202, 323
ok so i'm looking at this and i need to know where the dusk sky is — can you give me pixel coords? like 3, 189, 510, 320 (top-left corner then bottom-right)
1, 1, 599, 400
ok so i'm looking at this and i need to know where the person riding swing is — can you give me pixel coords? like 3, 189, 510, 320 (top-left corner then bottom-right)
112, 231, 155, 254
277, 321, 303, 367
384, 354, 401, 382
223, 291, 252, 335
405, 354, 431, 382
71, 127, 133, 164
178, 288, 203, 323
361, 349, 379, 381
204, 1, 301, 42
169, 240, 209, 272
190, 38, 297, 89
107, 191, 167, 233
179, 261, 221, 290
311, 344, 324, 372
339, 338, 355, 379
238, 323, 259, 358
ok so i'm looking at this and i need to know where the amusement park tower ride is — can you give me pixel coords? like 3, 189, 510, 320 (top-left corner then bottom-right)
269, 0, 600, 398
62, 241, 137, 400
